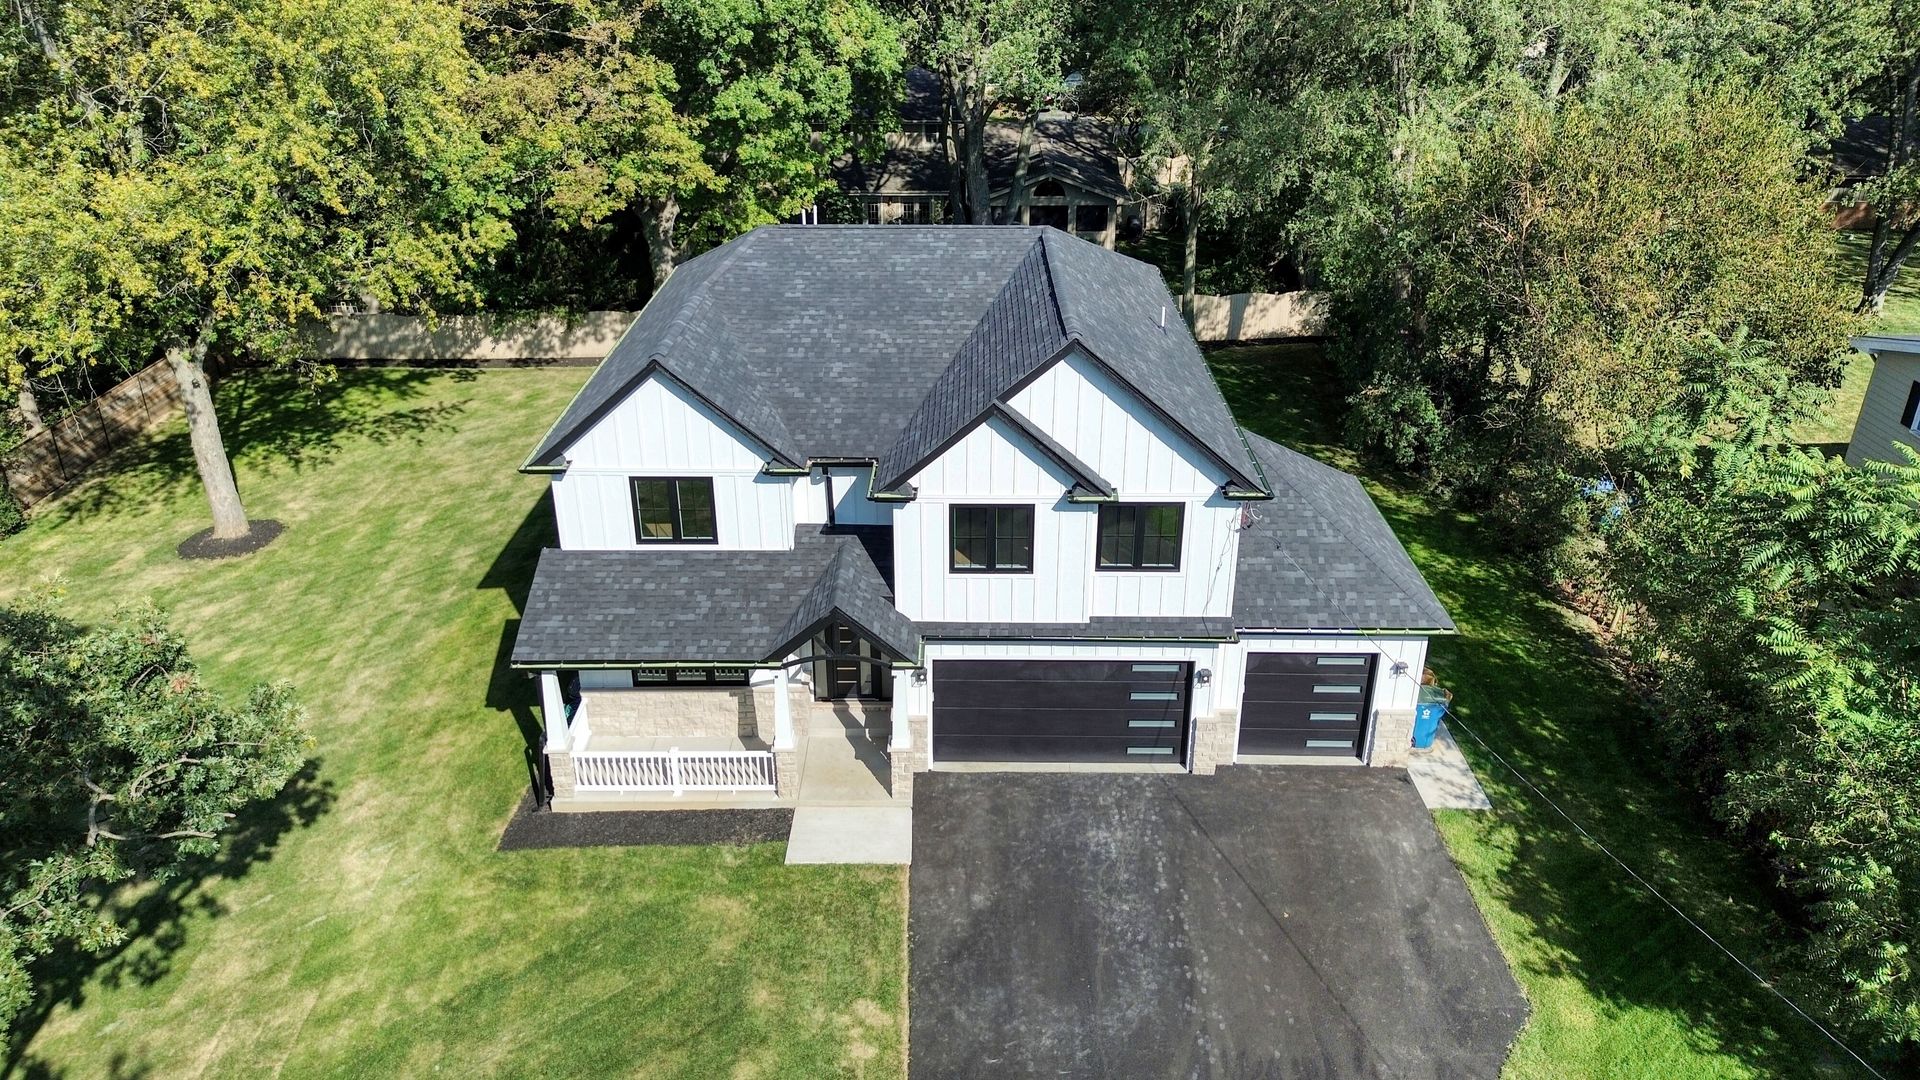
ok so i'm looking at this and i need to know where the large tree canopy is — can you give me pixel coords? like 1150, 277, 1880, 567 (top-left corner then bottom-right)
471, 0, 903, 295
0, 598, 309, 1032
0, 0, 512, 540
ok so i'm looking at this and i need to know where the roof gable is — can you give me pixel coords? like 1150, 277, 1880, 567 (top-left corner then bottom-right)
525, 227, 1270, 492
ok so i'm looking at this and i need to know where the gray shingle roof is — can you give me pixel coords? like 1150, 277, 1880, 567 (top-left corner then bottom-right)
511, 527, 914, 666
527, 227, 1267, 498
1231, 432, 1454, 632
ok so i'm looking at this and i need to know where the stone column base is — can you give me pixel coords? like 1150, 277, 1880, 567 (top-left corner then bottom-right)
1189, 711, 1237, 775
774, 746, 801, 798
888, 742, 928, 803
547, 751, 576, 802
1371, 709, 1416, 768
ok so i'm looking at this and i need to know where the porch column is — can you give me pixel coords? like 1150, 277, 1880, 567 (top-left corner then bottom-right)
1102, 204, 1117, 249
771, 665, 796, 750
1066, 191, 1080, 238
539, 670, 569, 751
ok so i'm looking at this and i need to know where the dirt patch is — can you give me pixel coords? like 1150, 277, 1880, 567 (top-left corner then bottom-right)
177, 518, 285, 560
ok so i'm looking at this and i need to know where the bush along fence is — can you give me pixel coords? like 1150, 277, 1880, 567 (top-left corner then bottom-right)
1, 358, 183, 510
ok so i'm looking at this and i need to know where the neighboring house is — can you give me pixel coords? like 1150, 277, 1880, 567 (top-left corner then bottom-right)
829, 69, 1140, 247
1829, 115, 1891, 230
1846, 335, 1920, 467
512, 225, 1453, 809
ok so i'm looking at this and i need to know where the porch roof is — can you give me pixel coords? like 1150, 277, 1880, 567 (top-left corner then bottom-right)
511, 526, 910, 667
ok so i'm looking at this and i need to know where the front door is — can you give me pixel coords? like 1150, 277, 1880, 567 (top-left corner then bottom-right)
827, 625, 867, 698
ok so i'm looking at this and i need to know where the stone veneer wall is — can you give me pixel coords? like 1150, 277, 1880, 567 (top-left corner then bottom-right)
1189, 710, 1237, 775
887, 716, 931, 803
1370, 709, 1416, 768
547, 752, 577, 802
580, 686, 810, 743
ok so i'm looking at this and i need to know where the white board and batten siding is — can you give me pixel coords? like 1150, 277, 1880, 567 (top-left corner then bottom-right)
1845, 345, 1920, 468
895, 347, 1239, 623
893, 414, 1095, 623
548, 374, 795, 550
1008, 350, 1241, 619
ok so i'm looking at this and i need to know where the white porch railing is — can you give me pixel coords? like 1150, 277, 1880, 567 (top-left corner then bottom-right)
571, 748, 777, 794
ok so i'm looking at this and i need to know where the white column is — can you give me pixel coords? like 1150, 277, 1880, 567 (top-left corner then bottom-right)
890, 669, 913, 749
539, 670, 569, 752
771, 665, 796, 750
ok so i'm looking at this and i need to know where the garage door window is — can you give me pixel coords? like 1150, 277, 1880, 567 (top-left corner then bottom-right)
1096, 504, 1183, 570
951, 505, 1034, 572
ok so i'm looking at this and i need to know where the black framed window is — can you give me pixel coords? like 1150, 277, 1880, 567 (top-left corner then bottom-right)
630, 666, 751, 687
631, 478, 717, 543
950, 505, 1034, 573
1097, 504, 1183, 570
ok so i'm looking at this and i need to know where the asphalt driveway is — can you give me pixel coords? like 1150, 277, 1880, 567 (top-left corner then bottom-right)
909, 767, 1527, 1080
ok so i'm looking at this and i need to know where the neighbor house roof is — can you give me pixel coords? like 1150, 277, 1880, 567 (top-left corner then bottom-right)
525, 227, 1266, 496
1232, 432, 1455, 632
831, 114, 1131, 203
511, 527, 914, 667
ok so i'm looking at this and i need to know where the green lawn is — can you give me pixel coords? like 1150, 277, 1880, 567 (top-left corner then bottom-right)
1212, 345, 1870, 1079
1800, 233, 1920, 447
0, 368, 905, 1078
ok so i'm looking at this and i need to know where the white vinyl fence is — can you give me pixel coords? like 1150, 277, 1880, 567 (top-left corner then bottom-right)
571, 748, 777, 793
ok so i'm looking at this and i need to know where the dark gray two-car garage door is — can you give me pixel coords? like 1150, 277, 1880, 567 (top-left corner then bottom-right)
932, 660, 1193, 764
1236, 652, 1376, 758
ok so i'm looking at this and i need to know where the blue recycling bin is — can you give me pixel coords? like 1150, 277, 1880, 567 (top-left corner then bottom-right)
1413, 686, 1452, 749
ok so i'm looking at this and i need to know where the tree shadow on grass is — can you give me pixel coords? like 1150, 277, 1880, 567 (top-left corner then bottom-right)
1214, 345, 1853, 1075
33, 367, 475, 530
3, 761, 336, 1078
478, 492, 558, 804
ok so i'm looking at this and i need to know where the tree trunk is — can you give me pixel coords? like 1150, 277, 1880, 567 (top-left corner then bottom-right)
166, 330, 249, 540
940, 62, 966, 221
1181, 176, 1201, 327
642, 195, 680, 290
1862, 222, 1920, 314
961, 68, 991, 224
16, 383, 45, 437
1007, 110, 1040, 223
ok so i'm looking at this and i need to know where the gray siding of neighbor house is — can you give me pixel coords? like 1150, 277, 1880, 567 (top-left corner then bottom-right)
1846, 348, 1920, 467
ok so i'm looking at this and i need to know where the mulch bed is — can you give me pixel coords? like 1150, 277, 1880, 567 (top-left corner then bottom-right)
177, 518, 285, 560
496, 791, 793, 851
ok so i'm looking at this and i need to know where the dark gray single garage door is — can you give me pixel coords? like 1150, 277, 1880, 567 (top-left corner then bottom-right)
932, 659, 1192, 764
1237, 652, 1375, 758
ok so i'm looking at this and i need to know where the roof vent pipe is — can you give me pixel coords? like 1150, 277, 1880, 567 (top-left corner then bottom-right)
1159, 305, 1167, 330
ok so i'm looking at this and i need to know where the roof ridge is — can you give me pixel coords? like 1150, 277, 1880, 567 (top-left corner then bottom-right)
1036, 229, 1082, 341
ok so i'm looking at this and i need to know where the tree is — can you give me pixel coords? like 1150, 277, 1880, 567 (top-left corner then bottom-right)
1326, 87, 1856, 540
473, 0, 903, 291
1607, 334, 1920, 1050
0, 596, 309, 1032
913, 0, 1071, 225
0, 0, 511, 543
1859, 1, 1920, 314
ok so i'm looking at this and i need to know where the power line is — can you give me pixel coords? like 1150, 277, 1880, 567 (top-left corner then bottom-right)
1266, 526, 1889, 1079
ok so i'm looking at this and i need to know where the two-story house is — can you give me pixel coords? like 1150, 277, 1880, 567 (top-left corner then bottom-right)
511, 226, 1452, 808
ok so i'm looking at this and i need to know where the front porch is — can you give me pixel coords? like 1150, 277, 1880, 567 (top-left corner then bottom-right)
539, 665, 917, 811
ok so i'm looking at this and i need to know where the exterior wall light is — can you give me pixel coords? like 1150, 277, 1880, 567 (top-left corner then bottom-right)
1194, 668, 1212, 686
911, 667, 929, 685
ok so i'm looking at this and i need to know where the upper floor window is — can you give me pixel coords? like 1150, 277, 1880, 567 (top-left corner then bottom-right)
951, 505, 1033, 573
1097, 504, 1183, 570
632, 477, 717, 543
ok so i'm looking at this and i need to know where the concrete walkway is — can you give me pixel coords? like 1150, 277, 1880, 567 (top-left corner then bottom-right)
785, 717, 912, 864
1407, 720, 1494, 810
787, 805, 913, 864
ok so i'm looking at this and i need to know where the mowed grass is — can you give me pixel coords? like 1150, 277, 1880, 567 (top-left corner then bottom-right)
1801, 233, 1920, 446
0, 368, 905, 1079
1212, 345, 1869, 1079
